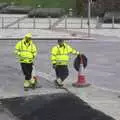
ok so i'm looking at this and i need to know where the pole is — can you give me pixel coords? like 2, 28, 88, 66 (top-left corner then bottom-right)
88, 0, 91, 37
65, 15, 67, 29
2, 17, 4, 29
17, 20, 20, 29
33, 17, 36, 29
48, 16, 52, 29
112, 16, 114, 29
81, 16, 83, 29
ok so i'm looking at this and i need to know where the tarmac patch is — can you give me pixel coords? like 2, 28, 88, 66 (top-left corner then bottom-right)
0, 93, 115, 120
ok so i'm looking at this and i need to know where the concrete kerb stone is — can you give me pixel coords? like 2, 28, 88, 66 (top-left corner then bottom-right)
50, 28, 95, 40
0, 37, 95, 41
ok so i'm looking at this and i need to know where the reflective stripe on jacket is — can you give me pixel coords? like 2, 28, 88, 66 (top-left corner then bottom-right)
15, 39, 37, 63
51, 43, 79, 65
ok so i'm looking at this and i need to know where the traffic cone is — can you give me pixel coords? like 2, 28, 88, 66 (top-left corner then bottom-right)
72, 59, 90, 87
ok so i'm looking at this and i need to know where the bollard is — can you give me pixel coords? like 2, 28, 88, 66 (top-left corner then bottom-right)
96, 16, 99, 29
65, 15, 67, 29
81, 16, 83, 29
2, 17, 4, 29
112, 16, 115, 29
33, 17, 36, 29
17, 20, 20, 29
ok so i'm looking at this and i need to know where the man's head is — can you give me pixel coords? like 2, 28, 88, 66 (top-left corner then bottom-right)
25, 33, 32, 43
58, 39, 64, 46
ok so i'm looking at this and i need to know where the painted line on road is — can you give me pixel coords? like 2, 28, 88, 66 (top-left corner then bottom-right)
38, 71, 120, 93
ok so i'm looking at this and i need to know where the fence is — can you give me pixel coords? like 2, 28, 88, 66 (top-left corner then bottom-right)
0, 16, 120, 29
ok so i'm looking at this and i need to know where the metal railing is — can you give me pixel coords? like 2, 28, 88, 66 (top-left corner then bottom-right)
0, 16, 120, 29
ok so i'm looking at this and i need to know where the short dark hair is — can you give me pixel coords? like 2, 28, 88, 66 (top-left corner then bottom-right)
58, 39, 64, 43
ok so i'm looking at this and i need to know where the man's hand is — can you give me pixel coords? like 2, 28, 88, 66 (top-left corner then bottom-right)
76, 51, 80, 55
16, 52, 21, 58
52, 64, 56, 69
77, 53, 81, 58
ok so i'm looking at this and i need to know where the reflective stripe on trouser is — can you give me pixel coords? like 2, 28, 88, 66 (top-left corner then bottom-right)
30, 79, 36, 84
24, 80, 31, 87
56, 78, 63, 86
56, 60, 68, 65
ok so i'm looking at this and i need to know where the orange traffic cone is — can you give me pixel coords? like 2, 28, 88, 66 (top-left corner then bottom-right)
72, 59, 90, 87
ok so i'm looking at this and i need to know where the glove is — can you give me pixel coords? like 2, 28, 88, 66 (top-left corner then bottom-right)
76, 51, 80, 55
16, 52, 21, 59
52, 64, 56, 69
17, 52, 21, 57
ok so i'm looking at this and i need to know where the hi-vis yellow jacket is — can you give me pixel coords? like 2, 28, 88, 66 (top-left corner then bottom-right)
15, 39, 37, 63
51, 43, 79, 65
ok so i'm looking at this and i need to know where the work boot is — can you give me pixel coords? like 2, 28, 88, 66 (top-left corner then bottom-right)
24, 80, 31, 91
30, 78, 37, 89
54, 78, 63, 87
